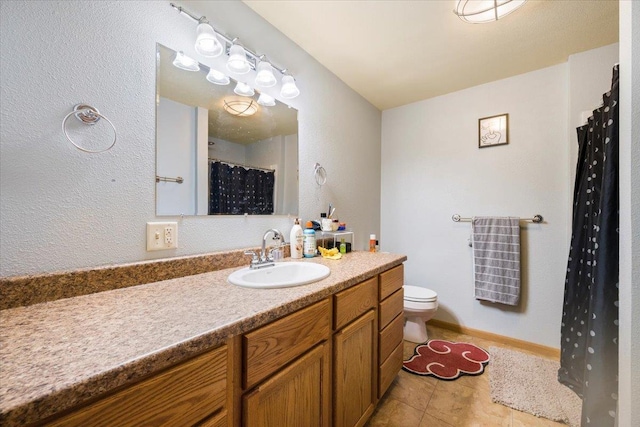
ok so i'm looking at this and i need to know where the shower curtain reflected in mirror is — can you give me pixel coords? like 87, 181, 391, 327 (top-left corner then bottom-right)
209, 161, 275, 215
559, 65, 619, 426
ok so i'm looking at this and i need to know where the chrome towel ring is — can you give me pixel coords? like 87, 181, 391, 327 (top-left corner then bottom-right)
62, 104, 117, 153
314, 163, 327, 186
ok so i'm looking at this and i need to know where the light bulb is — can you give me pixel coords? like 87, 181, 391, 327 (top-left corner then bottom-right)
234, 81, 255, 97
255, 60, 277, 88
257, 92, 276, 107
206, 68, 230, 85
227, 44, 251, 74
195, 23, 223, 57
172, 51, 200, 72
280, 75, 300, 99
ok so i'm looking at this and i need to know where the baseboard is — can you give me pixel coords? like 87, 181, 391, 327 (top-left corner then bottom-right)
428, 319, 561, 360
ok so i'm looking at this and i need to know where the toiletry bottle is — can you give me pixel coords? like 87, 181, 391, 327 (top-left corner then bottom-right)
320, 212, 332, 232
340, 238, 347, 254
369, 234, 376, 253
303, 221, 317, 258
272, 243, 283, 262
290, 218, 303, 259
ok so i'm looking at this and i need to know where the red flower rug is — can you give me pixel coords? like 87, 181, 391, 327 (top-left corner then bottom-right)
403, 339, 490, 380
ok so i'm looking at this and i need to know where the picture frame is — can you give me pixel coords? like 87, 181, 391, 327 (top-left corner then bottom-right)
478, 113, 509, 148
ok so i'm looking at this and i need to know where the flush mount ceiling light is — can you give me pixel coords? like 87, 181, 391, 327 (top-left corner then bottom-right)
255, 58, 277, 88
172, 51, 200, 71
234, 81, 255, 97
223, 98, 259, 117
454, 0, 527, 23
171, 2, 301, 99
195, 22, 223, 57
257, 92, 276, 107
280, 75, 300, 99
206, 68, 230, 85
227, 42, 251, 74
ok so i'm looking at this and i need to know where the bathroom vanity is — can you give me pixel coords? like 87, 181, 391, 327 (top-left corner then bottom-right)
0, 251, 406, 427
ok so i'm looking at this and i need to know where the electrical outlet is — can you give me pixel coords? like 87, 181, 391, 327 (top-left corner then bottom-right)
147, 222, 178, 251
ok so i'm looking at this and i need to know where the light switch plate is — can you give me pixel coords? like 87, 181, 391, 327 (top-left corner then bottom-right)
146, 222, 178, 251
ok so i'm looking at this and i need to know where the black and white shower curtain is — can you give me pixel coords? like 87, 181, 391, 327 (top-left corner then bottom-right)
559, 65, 619, 426
209, 161, 275, 215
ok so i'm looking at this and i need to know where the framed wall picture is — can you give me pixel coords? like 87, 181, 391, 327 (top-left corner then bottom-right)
478, 113, 509, 148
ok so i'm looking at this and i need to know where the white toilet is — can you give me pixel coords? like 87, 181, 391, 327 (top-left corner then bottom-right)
403, 285, 439, 343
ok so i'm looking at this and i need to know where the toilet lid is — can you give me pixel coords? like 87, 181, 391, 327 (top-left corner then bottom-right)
404, 285, 437, 302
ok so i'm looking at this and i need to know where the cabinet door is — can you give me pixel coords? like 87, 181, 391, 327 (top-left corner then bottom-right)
243, 342, 330, 427
333, 310, 377, 427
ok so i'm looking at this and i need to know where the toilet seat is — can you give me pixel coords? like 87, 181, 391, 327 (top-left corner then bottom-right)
404, 285, 437, 303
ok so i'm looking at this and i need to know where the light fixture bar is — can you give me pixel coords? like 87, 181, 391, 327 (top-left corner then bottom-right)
170, 2, 290, 76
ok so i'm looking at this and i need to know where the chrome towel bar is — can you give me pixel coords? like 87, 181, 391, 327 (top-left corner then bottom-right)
452, 214, 543, 223
156, 175, 184, 184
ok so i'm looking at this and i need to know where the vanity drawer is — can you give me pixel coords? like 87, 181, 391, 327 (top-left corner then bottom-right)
379, 264, 404, 300
333, 277, 378, 330
379, 342, 403, 398
46, 345, 228, 427
244, 299, 331, 389
379, 288, 404, 330
379, 313, 404, 363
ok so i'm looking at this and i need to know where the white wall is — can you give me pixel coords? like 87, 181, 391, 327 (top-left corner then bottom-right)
618, 1, 640, 424
195, 107, 208, 215
282, 134, 298, 216
381, 47, 617, 348
156, 97, 197, 216
208, 138, 247, 165
0, 0, 381, 277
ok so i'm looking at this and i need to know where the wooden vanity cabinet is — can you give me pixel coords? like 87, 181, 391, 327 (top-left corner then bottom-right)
242, 341, 331, 427
44, 343, 231, 427
40, 264, 405, 427
332, 276, 378, 427
378, 265, 405, 398
241, 299, 332, 427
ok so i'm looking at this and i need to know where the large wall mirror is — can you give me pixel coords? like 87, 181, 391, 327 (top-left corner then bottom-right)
155, 44, 299, 216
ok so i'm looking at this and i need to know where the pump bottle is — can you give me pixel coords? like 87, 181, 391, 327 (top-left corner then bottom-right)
290, 218, 303, 259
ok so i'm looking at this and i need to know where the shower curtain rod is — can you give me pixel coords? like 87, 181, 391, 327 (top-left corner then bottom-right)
451, 214, 544, 223
208, 158, 275, 173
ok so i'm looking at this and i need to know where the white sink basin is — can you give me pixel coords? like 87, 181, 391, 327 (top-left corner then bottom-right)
228, 261, 330, 289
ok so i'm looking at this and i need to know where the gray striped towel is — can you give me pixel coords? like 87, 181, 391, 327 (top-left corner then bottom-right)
472, 216, 521, 306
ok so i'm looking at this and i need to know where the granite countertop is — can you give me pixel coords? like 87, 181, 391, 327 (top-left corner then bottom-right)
0, 251, 406, 426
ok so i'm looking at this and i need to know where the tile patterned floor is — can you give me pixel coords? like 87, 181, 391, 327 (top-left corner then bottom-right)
366, 324, 568, 427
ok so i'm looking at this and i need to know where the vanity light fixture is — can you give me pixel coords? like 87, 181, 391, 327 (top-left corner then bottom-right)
454, 0, 527, 23
195, 22, 223, 57
223, 98, 259, 117
206, 68, 230, 85
280, 75, 300, 99
255, 58, 277, 88
257, 92, 276, 107
171, 2, 300, 99
227, 42, 251, 75
172, 51, 200, 71
234, 81, 255, 97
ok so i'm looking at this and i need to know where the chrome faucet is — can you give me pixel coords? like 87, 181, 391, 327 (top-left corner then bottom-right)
244, 228, 284, 269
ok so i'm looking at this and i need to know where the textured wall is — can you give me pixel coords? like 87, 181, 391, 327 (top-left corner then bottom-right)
0, 1, 381, 277
381, 50, 616, 348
